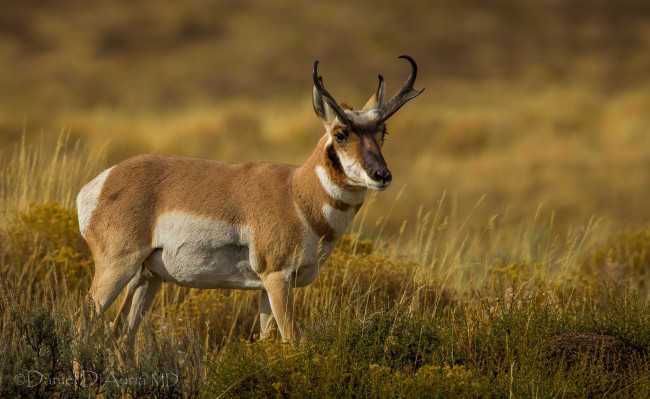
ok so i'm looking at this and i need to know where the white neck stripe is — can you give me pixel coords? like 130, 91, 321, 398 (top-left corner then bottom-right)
322, 203, 356, 234
315, 165, 366, 205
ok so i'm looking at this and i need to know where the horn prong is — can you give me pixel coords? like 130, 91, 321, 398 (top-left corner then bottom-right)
377, 56, 424, 122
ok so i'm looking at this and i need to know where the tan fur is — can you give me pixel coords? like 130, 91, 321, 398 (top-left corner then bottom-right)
362, 94, 378, 111
82, 133, 367, 342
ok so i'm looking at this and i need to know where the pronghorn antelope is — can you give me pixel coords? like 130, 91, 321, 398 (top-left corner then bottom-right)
77, 56, 423, 344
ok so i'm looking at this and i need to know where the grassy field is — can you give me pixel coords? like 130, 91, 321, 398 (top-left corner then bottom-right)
1, 137, 650, 397
1, 0, 650, 397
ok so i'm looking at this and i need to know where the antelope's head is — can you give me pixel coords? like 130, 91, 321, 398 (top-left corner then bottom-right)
312, 56, 424, 191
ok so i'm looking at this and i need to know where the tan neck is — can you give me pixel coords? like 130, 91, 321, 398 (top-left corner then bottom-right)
291, 135, 366, 241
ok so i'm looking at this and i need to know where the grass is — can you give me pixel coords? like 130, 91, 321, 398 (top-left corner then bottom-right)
1, 137, 649, 398
203, 290, 650, 398
1, 1, 650, 396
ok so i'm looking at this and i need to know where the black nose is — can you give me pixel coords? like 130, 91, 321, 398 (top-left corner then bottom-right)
372, 168, 392, 184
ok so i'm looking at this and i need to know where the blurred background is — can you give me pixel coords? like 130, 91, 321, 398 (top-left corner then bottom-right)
1, 0, 649, 234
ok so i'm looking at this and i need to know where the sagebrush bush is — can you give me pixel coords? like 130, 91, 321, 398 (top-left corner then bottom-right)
0, 278, 204, 398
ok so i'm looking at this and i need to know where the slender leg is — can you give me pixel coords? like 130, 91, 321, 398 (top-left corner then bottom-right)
111, 268, 162, 347
77, 252, 146, 377
262, 271, 299, 340
260, 290, 274, 338
123, 270, 162, 348
111, 275, 138, 338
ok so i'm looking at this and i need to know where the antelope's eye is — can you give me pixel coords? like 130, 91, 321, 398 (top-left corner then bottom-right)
334, 131, 348, 143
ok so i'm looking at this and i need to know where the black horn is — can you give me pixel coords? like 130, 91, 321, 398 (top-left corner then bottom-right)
313, 60, 350, 125
377, 55, 424, 122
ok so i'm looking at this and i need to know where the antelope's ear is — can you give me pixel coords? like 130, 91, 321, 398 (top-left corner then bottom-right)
362, 75, 386, 111
313, 78, 336, 125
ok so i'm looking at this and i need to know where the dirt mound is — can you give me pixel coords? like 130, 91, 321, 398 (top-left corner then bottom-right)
548, 332, 640, 372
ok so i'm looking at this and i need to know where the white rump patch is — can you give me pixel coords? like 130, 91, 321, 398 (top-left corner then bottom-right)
77, 166, 114, 238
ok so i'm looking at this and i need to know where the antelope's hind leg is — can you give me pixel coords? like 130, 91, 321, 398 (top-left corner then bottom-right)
111, 267, 163, 348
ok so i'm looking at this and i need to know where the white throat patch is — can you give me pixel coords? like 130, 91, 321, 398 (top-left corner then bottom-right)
322, 203, 356, 235
315, 165, 366, 205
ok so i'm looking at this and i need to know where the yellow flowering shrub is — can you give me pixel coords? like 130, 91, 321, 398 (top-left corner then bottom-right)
2, 202, 93, 291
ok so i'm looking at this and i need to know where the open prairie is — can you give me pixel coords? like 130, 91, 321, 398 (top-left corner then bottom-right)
1, 0, 650, 397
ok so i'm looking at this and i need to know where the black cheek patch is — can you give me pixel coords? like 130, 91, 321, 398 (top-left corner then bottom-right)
326, 144, 344, 174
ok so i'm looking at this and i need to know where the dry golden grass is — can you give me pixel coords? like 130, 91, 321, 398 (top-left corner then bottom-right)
0, 134, 106, 220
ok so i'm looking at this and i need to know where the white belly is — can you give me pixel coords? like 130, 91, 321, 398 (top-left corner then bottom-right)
146, 212, 263, 289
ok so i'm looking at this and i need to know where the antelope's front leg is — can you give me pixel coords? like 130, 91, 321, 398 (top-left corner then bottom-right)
261, 271, 299, 340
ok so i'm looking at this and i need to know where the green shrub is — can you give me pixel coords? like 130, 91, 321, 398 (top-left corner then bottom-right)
203, 285, 650, 398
